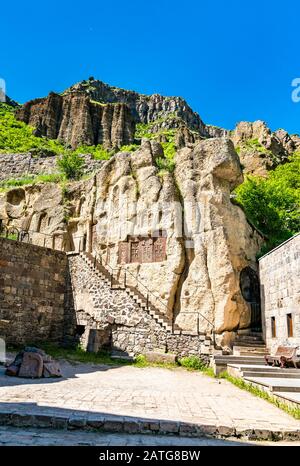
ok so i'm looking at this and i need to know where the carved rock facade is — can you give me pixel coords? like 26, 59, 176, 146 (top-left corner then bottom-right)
0, 138, 263, 343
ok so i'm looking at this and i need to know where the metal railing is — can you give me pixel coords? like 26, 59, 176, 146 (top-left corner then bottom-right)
87, 250, 216, 340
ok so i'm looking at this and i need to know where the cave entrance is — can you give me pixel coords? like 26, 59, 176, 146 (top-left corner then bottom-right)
240, 267, 262, 331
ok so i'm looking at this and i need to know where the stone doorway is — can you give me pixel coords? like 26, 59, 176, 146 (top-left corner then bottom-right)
240, 267, 262, 331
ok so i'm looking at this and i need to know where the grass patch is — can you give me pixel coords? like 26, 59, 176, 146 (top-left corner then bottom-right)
134, 354, 178, 370
0, 173, 65, 192
219, 371, 300, 420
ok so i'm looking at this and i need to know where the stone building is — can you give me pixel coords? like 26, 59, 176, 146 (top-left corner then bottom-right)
259, 234, 300, 353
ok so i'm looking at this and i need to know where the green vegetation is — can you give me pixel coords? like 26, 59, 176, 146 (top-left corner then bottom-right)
57, 152, 84, 180
235, 152, 300, 254
134, 354, 178, 369
120, 144, 139, 152
73, 144, 112, 160
0, 173, 65, 193
235, 138, 274, 158
135, 120, 176, 143
0, 103, 66, 155
0, 103, 115, 163
219, 371, 300, 420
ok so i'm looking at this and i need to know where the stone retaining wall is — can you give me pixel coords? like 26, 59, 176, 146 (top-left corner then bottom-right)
0, 153, 104, 181
0, 238, 68, 345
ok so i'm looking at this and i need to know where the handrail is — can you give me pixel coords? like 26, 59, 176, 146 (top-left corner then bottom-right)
89, 250, 216, 340
93, 250, 172, 317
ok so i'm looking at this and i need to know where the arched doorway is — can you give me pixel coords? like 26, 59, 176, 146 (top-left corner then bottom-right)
240, 267, 262, 331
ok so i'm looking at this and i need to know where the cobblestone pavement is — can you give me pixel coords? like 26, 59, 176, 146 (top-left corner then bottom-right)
0, 426, 299, 446
0, 362, 299, 436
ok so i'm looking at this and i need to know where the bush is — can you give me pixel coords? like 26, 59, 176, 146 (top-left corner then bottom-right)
235, 152, 300, 252
74, 144, 111, 160
156, 156, 175, 174
57, 152, 84, 180
178, 356, 207, 370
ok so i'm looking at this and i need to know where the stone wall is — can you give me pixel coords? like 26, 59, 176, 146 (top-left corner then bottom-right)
0, 237, 68, 345
0, 153, 105, 182
68, 254, 213, 360
259, 234, 300, 353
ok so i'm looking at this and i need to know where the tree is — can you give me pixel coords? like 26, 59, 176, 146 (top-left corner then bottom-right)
57, 151, 84, 180
235, 153, 300, 251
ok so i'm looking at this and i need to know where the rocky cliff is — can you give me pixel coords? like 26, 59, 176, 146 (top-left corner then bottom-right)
16, 91, 135, 149
14, 78, 299, 176
231, 120, 300, 176
65, 78, 208, 135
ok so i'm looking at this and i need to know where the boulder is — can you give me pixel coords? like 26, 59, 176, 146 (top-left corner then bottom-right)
18, 352, 43, 378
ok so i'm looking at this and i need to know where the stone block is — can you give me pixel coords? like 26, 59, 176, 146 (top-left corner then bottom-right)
18, 352, 43, 378
159, 420, 179, 434
143, 351, 177, 364
68, 416, 87, 429
179, 422, 197, 436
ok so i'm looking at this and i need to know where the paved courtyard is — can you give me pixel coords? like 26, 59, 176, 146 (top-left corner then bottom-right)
0, 361, 299, 442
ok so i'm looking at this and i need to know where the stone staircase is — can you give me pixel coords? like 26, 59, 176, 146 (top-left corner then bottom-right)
227, 363, 300, 406
232, 329, 267, 357
81, 251, 182, 335
211, 329, 267, 375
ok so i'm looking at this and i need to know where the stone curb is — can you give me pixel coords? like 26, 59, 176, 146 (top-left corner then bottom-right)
0, 411, 299, 441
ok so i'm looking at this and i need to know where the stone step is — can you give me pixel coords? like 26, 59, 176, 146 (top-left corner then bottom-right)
213, 356, 265, 364
110, 351, 134, 362
228, 364, 300, 373
244, 376, 300, 393
237, 329, 263, 337
233, 341, 266, 347
235, 336, 264, 342
233, 346, 267, 357
242, 370, 300, 379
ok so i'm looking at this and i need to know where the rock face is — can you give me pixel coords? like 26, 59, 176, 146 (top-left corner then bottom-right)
16, 92, 136, 149
66, 78, 208, 135
0, 139, 263, 339
231, 121, 300, 176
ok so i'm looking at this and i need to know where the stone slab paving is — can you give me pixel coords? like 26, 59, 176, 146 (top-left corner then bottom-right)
0, 362, 299, 440
0, 426, 299, 446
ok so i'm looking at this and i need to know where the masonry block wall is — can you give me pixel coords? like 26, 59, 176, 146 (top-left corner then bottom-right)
0, 238, 68, 345
0, 153, 105, 181
259, 234, 300, 353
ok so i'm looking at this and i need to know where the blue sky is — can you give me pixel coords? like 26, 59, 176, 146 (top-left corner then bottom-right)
1, 0, 299, 134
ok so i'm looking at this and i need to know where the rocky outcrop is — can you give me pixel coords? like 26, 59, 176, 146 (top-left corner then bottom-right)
66, 78, 208, 135
16, 92, 136, 149
231, 121, 300, 176
0, 139, 263, 340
